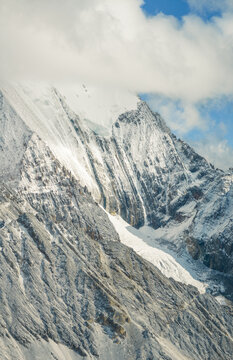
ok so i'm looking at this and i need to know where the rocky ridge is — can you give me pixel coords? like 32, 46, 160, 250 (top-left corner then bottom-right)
0, 130, 233, 359
2, 85, 232, 276
0, 84, 233, 358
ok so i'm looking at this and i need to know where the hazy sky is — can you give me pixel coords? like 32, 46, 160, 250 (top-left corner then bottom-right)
0, 0, 233, 168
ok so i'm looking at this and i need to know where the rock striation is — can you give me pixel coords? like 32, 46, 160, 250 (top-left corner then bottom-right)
2, 85, 232, 275
0, 84, 233, 359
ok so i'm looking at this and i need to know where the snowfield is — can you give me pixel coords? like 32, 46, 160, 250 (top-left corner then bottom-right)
107, 212, 207, 293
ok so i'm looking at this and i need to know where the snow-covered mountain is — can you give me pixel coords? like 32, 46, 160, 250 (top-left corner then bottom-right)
2, 83, 232, 276
0, 83, 233, 359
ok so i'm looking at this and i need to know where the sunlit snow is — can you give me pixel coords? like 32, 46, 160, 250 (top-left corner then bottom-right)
107, 212, 207, 293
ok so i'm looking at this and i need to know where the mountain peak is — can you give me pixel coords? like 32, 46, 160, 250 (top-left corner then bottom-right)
1, 81, 233, 359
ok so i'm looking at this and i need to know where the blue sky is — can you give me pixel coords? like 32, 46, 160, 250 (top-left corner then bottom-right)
142, 0, 221, 21
140, 0, 233, 168
142, 0, 190, 19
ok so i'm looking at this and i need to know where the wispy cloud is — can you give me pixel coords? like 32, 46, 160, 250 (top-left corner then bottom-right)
146, 94, 233, 169
191, 137, 233, 170
145, 95, 207, 134
187, 0, 233, 13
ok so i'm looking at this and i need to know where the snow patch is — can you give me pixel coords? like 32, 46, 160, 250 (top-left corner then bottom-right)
107, 212, 207, 293
215, 295, 227, 306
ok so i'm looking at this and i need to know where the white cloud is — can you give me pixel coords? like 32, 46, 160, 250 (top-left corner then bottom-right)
145, 95, 207, 134
191, 137, 233, 170
1, 0, 233, 102
147, 94, 233, 170
0, 0, 233, 169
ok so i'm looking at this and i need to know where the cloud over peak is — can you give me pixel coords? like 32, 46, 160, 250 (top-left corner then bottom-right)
0, 0, 232, 169
1, 0, 233, 102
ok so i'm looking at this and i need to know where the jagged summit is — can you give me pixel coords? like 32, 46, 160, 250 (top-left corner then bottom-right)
116, 100, 171, 135
1, 83, 232, 275
0, 82, 233, 359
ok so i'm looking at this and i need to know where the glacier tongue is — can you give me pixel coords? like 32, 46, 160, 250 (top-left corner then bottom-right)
107, 212, 207, 292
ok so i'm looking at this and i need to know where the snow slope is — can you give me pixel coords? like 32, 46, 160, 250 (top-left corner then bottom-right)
1, 81, 233, 280
107, 212, 206, 293
3, 82, 139, 136
57, 83, 139, 135
0, 91, 32, 184
1, 83, 102, 197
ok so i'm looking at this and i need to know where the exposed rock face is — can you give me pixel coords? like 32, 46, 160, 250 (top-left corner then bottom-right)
2, 85, 232, 275
186, 172, 233, 274
0, 84, 233, 358
0, 138, 233, 359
